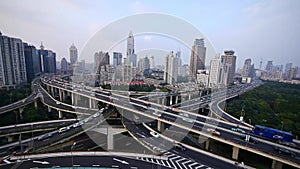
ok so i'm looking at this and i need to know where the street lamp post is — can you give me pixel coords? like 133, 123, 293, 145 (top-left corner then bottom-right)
71, 142, 76, 167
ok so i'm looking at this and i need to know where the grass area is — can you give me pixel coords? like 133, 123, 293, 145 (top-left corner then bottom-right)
226, 81, 300, 139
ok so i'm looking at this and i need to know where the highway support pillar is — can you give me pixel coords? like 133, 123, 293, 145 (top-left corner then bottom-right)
205, 139, 210, 150
271, 160, 283, 169
59, 89, 63, 101
232, 146, 240, 160
58, 110, 63, 119
7, 136, 13, 142
34, 100, 38, 109
89, 98, 93, 109
161, 98, 165, 105
51, 86, 54, 97
48, 106, 51, 112
107, 127, 114, 150
157, 120, 165, 132
188, 94, 191, 100
175, 96, 178, 104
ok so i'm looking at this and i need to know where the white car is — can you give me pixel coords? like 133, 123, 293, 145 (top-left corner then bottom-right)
206, 128, 221, 136
150, 131, 159, 138
59, 126, 70, 133
153, 111, 161, 117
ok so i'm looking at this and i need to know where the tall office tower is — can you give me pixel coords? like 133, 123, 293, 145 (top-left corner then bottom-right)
265, 61, 274, 73
220, 50, 237, 86
0, 33, 27, 87
241, 58, 251, 77
24, 43, 41, 83
209, 54, 221, 88
164, 51, 179, 84
150, 56, 155, 69
113, 52, 122, 66
70, 43, 78, 65
190, 38, 206, 78
38, 43, 56, 74
61, 57, 68, 74
285, 63, 292, 73
138, 56, 150, 73
126, 31, 137, 67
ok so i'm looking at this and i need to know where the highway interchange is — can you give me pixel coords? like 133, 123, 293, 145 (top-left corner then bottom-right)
0, 76, 299, 168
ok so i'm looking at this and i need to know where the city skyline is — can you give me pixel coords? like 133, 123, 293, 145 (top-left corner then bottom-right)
0, 0, 299, 69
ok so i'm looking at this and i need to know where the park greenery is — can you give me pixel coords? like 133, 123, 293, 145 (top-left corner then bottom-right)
226, 81, 300, 139
0, 86, 56, 126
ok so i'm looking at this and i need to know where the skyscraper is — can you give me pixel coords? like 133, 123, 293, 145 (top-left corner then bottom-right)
70, 43, 78, 65
164, 51, 179, 84
138, 56, 150, 73
38, 43, 56, 74
220, 50, 237, 86
24, 43, 41, 83
126, 31, 137, 67
209, 54, 221, 88
113, 52, 122, 66
265, 61, 274, 73
241, 58, 251, 77
150, 56, 155, 69
61, 57, 68, 74
0, 33, 27, 87
190, 38, 206, 78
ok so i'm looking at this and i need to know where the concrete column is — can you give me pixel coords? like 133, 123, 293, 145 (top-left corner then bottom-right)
47, 106, 51, 112
157, 120, 165, 132
205, 140, 210, 150
51, 86, 54, 96
232, 146, 240, 160
34, 100, 38, 109
170, 96, 173, 105
59, 89, 63, 101
175, 96, 178, 104
89, 98, 92, 109
7, 136, 13, 142
271, 160, 283, 169
58, 110, 63, 119
157, 98, 161, 104
161, 98, 165, 105
107, 127, 114, 150
188, 94, 191, 100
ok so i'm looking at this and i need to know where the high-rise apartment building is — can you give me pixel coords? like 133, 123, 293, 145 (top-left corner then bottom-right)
138, 56, 150, 73
164, 51, 179, 84
265, 61, 274, 73
241, 58, 251, 77
190, 38, 206, 78
209, 54, 221, 88
0, 33, 27, 87
150, 56, 155, 69
70, 43, 78, 65
113, 52, 122, 66
38, 43, 56, 74
61, 57, 68, 74
24, 43, 41, 82
220, 50, 236, 86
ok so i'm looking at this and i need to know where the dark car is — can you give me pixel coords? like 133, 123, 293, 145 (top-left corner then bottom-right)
273, 146, 296, 157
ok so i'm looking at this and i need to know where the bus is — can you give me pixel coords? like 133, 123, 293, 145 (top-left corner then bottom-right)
252, 125, 293, 142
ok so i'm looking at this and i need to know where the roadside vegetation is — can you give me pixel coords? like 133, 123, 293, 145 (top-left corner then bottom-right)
226, 81, 300, 139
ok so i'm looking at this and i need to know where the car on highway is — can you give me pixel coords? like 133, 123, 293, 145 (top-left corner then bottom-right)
59, 126, 70, 133
150, 131, 159, 138
174, 143, 186, 151
38, 133, 53, 140
206, 128, 221, 136
273, 146, 296, 157
231, 128, 246, 134
153, 110, 161, 117
93, 112, 100, 118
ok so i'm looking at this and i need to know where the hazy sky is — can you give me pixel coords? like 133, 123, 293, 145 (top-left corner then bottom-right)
0, 0, 299, 69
